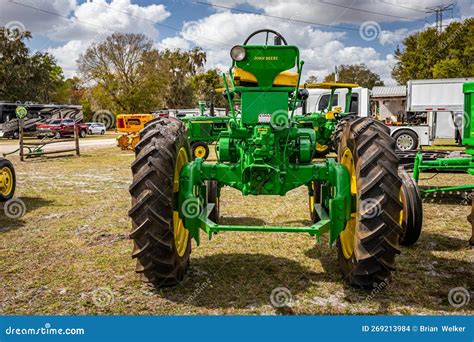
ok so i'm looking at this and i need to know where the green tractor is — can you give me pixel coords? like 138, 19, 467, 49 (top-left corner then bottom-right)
0, 157, 16, 202
179, 101, 229, 160
129, 30, 414, 288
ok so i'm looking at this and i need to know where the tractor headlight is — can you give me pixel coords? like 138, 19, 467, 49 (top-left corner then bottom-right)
230, 45, 246, 61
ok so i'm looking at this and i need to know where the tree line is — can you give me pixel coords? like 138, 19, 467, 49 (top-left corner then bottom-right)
0, 17, 472, 117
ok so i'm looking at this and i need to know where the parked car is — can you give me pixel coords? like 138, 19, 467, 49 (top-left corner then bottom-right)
86, 122, 106, 135
36, 119, 88, 139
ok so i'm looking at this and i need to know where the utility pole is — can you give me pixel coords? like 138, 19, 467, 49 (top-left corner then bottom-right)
425, 3, 455, 33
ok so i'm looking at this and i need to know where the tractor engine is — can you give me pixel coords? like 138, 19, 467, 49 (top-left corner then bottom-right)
218, 111, 315, 195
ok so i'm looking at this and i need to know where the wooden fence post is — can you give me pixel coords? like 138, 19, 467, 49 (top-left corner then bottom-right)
470, 191, 474, 246
19, 118, 24, 162
74, 124, 80, 156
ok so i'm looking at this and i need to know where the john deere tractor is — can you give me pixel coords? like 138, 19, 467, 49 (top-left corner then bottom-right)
129, 30, 412, 288
0, 158, 16, 202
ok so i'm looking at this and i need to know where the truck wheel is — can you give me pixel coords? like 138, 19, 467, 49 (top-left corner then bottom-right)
0, 158, 16, 202
393, 129, 418, 151
399, 169, 423, 246
191, 141, 209, 160
333, 117, 403, 288
54, 132, 61, 139
79, 130, 87, 138
207, 180, 220, 223
129, 118, 192, 286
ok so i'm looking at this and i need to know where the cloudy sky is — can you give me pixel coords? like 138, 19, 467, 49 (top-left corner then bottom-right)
1, 0, 473, 85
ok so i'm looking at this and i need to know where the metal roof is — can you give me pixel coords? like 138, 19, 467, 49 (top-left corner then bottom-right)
371, 85, 406, 98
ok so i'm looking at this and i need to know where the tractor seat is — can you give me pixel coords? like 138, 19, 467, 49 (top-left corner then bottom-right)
234, 67, 298, 87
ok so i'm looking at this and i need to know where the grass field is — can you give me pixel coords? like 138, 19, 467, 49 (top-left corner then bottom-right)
0, 146, 472, 315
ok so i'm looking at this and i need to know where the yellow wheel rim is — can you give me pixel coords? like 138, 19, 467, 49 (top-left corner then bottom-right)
339, 148, 357, 259
173, 148, 190, 257
0, 166, 14, 197
399, 189, 405, 226
316, 142, 328, 152
309, 182, 315, 218
194, 145, 206, 159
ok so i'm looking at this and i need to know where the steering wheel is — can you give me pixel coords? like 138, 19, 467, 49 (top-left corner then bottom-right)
243, 29, 288, 45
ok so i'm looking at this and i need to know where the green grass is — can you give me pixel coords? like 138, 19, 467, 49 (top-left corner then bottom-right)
0, 147, 472, 315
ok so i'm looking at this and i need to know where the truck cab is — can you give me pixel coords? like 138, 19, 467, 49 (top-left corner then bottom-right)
304, 87, 370, 116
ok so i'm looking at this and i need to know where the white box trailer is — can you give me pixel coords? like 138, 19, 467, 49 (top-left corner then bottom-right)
407, 78, 473, 112
403, 77, 474, 146
297, 78, 473, 151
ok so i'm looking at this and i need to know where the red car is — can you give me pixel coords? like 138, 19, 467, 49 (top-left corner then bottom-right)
36, 119, 88, 139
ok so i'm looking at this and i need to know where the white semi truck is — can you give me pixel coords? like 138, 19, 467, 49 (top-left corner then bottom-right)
299, 77, 473, 151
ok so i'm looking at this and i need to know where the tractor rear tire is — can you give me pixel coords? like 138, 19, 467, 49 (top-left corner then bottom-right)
191, 141, 210, 160
207, 180, 220, 223
129, 118, 192, 287
333, 116, 403, 288
399, 169, 423, 246
0, 158, 16, 202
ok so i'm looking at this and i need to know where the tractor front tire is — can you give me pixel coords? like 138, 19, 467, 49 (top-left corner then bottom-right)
207, 180, 220, 223
0, 158, 16, 202
191, 141, 209, 160
334, 116, 403, 288
129, 118, 192, 287
399, 169, 423, 246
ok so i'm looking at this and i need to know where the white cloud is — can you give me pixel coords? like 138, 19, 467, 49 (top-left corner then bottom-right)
0, 0, 76, 32
49, 0, 169, 41
47, 40, 88, 78
158, 36, 191, 50
207, 0, 464, 24
38, 0, 170, 78
160, 11, 397, 84
378, 28, 409, 45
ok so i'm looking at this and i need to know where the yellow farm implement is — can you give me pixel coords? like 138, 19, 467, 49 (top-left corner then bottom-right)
116, 114, 155, 150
